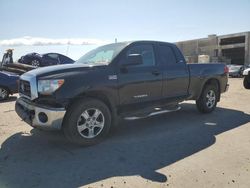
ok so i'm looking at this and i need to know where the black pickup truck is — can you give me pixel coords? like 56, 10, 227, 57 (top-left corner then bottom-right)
15, 41, 229, 145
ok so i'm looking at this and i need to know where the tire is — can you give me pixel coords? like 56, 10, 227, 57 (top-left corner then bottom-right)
243, 76, 250, 89
31, 59, 40, 67
196, 84, 219, 113
63, 98, 112, 146
0, 87, 9, 101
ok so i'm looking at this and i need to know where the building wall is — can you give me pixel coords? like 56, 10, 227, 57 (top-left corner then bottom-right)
246, 32, 250, 66
176, 32, 250, 66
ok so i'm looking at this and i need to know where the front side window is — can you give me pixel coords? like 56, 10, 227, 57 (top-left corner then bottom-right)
126, 44, 156, 67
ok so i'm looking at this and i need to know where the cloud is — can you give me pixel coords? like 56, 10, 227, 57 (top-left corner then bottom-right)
0, 36, 110, 46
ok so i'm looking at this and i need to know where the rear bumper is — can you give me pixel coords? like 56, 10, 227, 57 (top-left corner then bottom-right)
15, 97, 66, 130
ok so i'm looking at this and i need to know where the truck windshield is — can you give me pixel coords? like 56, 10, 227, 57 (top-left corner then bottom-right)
75, 42, 129, 65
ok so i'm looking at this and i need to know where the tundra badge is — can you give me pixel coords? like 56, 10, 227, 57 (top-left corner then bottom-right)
108, 75, 117, 80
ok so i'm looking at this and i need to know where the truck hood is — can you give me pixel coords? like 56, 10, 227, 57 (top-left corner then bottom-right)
23, 63, 106, 78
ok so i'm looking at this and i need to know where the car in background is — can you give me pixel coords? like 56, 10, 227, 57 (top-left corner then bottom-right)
18, 53, 75, 67
227, 64, 244, 78
0, 71, 19, 100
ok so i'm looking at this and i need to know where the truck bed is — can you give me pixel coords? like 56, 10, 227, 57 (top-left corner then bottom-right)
187, 63, 228, 99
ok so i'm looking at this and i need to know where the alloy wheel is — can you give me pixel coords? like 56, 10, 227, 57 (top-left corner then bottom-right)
77, 108, 105, 138
31, 60, 40, 67
0, 87, 8, 100
206, 90, 216, 108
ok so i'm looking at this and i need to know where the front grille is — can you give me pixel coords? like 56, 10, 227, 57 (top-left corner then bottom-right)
19, 80, 31, 97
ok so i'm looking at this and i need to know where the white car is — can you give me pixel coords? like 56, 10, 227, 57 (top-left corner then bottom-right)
243, 67, 250, 89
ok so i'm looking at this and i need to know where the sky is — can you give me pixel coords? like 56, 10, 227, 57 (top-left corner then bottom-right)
0, 0, 250, 61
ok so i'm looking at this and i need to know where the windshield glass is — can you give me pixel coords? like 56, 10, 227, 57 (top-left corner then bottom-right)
75, 42, 129, 65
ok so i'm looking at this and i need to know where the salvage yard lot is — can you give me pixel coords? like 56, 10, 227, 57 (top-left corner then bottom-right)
0, 78, 249, 188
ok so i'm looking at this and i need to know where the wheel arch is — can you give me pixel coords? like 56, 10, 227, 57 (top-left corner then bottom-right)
199, 78, 221, 101
66, 90, 117, 117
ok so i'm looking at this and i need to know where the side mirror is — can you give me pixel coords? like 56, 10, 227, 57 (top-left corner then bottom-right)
123, 54, 143, 67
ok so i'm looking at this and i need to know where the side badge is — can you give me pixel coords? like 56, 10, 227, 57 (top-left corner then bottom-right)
108, 75, 117, 80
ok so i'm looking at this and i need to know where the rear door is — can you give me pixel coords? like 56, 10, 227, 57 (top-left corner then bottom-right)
58, 55, 74, 64
118, 42, 163, 107
157, 43, 189, 98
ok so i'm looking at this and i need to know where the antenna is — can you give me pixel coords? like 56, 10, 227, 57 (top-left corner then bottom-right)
66, 40, 70, 55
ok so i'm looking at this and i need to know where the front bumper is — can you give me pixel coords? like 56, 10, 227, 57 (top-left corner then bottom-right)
15, 97, 66, 130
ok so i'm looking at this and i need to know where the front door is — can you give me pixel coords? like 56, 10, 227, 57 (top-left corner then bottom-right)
118, 43, 163, 109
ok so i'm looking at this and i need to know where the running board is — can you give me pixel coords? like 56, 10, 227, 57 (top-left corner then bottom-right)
124, 106, 181, 120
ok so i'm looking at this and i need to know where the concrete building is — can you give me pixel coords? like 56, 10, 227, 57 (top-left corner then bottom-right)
176, 31, 250, 66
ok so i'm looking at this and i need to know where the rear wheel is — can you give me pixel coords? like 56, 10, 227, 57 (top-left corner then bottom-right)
0, 87, 9, 100
196, 84, 219, 113
63, 98, 111, 146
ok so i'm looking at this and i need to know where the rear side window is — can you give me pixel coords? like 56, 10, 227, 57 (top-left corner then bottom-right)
173, 46, 186, 63
47, 53, 59, 60
158, 45, 177, 66
126, 44, 155, 67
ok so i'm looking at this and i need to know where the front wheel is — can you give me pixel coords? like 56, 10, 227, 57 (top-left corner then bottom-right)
243, 76, 250, 89
196, 84, 219, 113
63, 98, 111, 146
0, 87, 9, 100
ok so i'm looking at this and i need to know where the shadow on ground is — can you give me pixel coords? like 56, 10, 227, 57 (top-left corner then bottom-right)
0, 103, 249, 187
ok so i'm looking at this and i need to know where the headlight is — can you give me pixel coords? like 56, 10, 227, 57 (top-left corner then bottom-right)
37, 79, 64, 95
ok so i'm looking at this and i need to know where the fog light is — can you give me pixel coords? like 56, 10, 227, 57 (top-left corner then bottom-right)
38, 112, 48, 123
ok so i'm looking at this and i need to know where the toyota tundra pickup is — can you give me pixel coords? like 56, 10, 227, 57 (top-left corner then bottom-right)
15, 41, 229, 145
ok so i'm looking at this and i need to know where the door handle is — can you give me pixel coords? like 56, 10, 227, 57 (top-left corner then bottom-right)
152, 70, 160, 76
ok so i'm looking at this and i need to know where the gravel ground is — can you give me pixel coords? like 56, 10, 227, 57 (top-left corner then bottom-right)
0, 78, 249, 188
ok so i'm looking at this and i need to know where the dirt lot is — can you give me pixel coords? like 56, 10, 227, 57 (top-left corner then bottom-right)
0, 78, 249, 188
